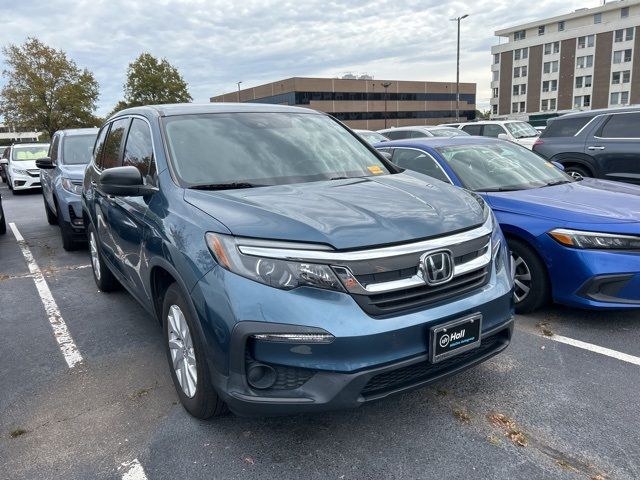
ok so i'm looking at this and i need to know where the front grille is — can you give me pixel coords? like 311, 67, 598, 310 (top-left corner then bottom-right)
361, 329, 508, 397
27, 169, 40, 177
352, 265, 490, 316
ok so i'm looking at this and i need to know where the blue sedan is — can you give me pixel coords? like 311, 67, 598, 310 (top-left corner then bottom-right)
375, 136, 640, 313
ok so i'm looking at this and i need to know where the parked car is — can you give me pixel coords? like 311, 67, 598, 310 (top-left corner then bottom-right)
83, 104, 514, 419
353, 129, 388, 144
448, 121, 539, 149
378, 126, 470, 140
37, 128, 98, 250
0, 192, 6, 234
5, 143, 50, 193
533, 106, 640, 182
375, 136, 640, 313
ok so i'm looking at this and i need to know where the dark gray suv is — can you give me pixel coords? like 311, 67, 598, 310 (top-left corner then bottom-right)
533, 107, 640, 182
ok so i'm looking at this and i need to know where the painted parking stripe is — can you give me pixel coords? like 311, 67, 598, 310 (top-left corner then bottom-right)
9, 223, 83, 369
120, 459, 149, 480
547, 333, 640, 367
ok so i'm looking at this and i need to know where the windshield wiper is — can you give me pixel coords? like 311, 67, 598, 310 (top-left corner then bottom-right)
189, 182, 264, 190
543, 179, 572, 187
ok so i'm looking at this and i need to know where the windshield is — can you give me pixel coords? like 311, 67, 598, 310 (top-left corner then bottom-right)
11, 145, 49, 161
62, 134, 96, 165
358, 131, 388, 144
429, 128, 470, 138
437, 142, 572, 191
504, 122, 539, 139
163, 112, 391, 187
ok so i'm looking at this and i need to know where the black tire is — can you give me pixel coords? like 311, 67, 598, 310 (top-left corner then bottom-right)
1, 172, 6, 183
88, 223, 120, 291
509, 238, 550, 314
564, 164, 591, 180
162, 283, 227, 419
44, 195, 57, 225
0, 206, 6, 235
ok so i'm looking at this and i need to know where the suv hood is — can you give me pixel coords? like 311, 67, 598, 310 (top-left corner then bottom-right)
59, 164, 87, 182
184, 173, 485, 250
485, 178, 640, 224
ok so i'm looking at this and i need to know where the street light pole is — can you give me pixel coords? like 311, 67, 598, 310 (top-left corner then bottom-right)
382, 82, 391, 128
237, 81, 242, 102
451, 14, 469, 122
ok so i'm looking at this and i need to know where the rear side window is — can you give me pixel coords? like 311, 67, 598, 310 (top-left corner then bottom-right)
123, 119, 155, 179
461, 124, 482, 135
49, 135, 60, 164
385, 130, 411, 140
93, 125, 109, 168
101, 118, 129, 169
482, 124, 506, 138
392, 148, 450, 183
599, 113, 640, 138
542, 116, 592, 137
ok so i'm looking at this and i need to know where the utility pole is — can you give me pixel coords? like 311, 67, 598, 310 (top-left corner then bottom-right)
451, 14, 469, 122
382, 82, 391, 128
237, 81, 242, 102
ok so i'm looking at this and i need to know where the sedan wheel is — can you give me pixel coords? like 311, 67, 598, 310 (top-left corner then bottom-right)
511, 253, 532, 303
167, 304, 198, 398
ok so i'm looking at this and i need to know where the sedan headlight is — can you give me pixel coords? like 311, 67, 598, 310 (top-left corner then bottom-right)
61, 178, 83, 195
205, 233, 344, 291
549, 228, 640, 250
12, 168, 27, 175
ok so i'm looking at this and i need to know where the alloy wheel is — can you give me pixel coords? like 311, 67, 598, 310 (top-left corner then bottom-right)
89, 232, 101, 281
167, 305, 197, 398
567, 170, 584, 180
511, 252, 532, 304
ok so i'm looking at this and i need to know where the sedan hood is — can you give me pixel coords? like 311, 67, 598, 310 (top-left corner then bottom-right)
485, 178, 640, 224
184, 173, 485, 250
59, 164, 87, 182
12, 160, 37, 170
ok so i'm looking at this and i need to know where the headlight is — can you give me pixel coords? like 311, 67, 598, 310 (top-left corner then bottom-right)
61, 178, 83, 195
467, 191, 491, 223
12, 168, 27, 175
549, 228, 640, 250
205, 233, 344, 291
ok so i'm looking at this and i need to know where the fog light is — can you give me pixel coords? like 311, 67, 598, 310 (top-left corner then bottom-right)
247, 363, 277, 389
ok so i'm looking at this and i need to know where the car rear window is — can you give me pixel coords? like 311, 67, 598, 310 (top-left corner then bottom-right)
541, 116, 592, 137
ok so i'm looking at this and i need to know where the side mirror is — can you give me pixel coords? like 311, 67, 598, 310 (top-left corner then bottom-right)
99, 166, 157, 196
552, 161, 565, 171
379, 151, 392, 160
36, 157, 55, 169
497, 133, 509, 141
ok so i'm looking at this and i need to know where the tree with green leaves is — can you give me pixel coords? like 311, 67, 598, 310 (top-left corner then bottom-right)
112, 53, 192, 114
0, 38, 100, 138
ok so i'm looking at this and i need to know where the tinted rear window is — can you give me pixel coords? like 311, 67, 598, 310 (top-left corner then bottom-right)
541, 116, 592, 137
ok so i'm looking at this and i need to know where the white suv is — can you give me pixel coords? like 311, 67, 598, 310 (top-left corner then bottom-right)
5, 143, 50, 193
441, 121, 539, 149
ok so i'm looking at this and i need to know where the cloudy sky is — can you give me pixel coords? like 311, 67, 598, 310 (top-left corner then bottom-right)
1, 0, 596, 116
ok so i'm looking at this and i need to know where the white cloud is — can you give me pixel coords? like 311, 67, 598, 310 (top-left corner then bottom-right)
0, 0, 597, 116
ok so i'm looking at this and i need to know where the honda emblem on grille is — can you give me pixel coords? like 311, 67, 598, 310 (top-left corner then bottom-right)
421, 251, 454, 286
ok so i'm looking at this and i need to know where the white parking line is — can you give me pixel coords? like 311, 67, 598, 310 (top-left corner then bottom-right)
120, 459, 149, 480
547, 334, 640, 367
9, 223, 83, 369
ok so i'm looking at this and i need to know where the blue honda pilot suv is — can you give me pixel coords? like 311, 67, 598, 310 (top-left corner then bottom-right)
82, 104, 514, 419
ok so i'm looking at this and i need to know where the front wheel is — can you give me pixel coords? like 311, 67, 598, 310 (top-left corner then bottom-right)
509, 239, 550, 314
88, 225, 120, 291
564, 164, 591, 180
163, 283, 227, 419
44, 195, 57, 225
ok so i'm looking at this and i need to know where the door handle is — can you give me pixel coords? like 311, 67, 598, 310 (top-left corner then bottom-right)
588, 146, 605, 150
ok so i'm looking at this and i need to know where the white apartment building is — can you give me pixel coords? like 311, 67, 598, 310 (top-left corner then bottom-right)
490, 0, 640, 118
0, 123, 41, 143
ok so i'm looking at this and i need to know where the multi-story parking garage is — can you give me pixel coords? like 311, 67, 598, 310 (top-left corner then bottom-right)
210, 76, 477, 130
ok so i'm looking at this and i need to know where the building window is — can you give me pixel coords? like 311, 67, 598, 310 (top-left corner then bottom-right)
492, 87, 499, 98
514, 67, 520, 78
575, 77, 583, 88
514, 30, 526, 41
492, 104, 498, 115
627, 28, 635, 41
594, 13, 602, 24
542, 79, 558, 92
492, 70, 499, 82
584, 75, 592, 87
512, 102, 518, 113
514, 48, 528, 60
521, 66, 527, 77
622, 91, 629, 104
578, 35, 595, 49
623, 70, 631, 83
574, 95, 591, 108
543, 61, 559, 73
512, 84, 526, 96
613, 49, 633, 63
558, 21, 565, 32
575, 75, 593, 88
616, 28, 635, 42
577, 55, 594, 68
550, 98, 557, 110
538, 25, 545, 36
541, 99, 548, 111
622, 7, 629, 18
520, 101, 526, 112
544, 42, 560, 55
615, 29, 624, 42
513, 85, 518, 96
610, 92, 630, 105
493, 53, 500, 64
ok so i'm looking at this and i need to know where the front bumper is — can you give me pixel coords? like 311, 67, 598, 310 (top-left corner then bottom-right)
11, 172, 41, 190
191, 255, 514, 416
539, 234, 640, 309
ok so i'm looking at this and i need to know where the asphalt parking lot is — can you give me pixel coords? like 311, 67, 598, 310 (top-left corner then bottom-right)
1, 185, 640, 480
